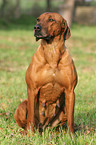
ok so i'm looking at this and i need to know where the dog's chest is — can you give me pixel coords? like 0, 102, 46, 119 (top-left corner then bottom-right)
31, 63, 64, 88
27, 54, 71, 92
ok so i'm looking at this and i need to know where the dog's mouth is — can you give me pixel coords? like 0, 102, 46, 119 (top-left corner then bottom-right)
34, 28, 52, 41
34, 32, 51, 41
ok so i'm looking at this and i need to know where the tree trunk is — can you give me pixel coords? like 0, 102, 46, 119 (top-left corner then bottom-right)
47, 0, 51, 11
15, 0, 21, 18
0, 0, 8, 17
59, 0, 75, 27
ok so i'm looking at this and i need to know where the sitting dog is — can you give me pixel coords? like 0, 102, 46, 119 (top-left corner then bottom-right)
14, 12, 77, 134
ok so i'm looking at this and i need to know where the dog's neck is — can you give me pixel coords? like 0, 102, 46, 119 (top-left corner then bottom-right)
41, 36, 65, 68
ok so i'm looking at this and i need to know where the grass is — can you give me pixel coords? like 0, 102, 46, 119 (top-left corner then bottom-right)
0, 16, 96, 144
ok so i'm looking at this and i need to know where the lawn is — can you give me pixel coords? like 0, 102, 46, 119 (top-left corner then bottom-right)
0, 16, 96, 144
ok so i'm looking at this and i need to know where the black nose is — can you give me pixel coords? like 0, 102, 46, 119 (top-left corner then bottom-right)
34, 24, 41, 31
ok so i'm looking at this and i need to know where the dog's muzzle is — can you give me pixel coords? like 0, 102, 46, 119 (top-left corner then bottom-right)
34, 24, 51, 41
34, 24, 41, 37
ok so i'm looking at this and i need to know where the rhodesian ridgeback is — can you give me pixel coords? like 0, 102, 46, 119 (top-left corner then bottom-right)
14, 12, 77, 134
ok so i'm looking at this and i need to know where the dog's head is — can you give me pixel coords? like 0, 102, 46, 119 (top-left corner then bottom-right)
34, 12, 71, 42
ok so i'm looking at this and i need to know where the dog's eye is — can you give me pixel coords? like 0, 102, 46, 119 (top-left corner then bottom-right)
37, 18, 39, 22
48, 18, 55, 22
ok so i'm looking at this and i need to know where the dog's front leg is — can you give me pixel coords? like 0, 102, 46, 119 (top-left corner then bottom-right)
27, 87, 36, 132
65, 89, 75, 134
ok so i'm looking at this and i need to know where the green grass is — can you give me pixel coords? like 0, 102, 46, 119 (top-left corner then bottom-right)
0, 17, 96, 144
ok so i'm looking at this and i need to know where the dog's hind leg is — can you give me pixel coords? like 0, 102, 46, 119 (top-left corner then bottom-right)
14, 99, 28, 130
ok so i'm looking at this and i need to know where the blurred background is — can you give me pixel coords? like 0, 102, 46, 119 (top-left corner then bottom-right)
0, 0, 96, 27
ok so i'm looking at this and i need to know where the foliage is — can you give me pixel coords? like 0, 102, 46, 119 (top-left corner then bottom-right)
0, 17, 96, 144
0, 0, 63, 18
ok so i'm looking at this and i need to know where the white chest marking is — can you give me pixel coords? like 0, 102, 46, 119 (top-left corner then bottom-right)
53, 73, 55, 76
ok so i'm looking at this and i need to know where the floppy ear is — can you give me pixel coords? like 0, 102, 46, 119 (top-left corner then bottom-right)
64, 25, 71, 40
62, 19, 71, 40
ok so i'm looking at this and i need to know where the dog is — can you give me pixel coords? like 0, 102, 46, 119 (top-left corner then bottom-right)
14, 12, 77, 134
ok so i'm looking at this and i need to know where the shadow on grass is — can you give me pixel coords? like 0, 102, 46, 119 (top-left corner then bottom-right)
0, 15, 36, 30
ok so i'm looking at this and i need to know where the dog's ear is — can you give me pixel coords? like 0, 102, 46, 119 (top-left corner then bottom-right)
62, 19, 71, 40
64, 25, 71, 40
